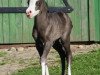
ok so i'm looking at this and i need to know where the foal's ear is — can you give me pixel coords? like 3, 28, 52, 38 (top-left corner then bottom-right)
27, 0, 29, 5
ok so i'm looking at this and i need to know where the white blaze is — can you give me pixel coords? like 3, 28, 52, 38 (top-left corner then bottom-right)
26, 0, 40, 18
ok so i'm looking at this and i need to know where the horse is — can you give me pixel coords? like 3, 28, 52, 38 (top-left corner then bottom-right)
26, 0, 73, 75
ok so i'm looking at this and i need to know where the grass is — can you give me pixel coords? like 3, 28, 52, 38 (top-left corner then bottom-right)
72, 49, 100, 75
0, 51, 7, 57
12, 49, 100, 75
0, 61, 6, 65
0, 51, 7, 65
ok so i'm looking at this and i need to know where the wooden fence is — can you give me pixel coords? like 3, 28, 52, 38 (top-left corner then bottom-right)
0, 0, 100, 44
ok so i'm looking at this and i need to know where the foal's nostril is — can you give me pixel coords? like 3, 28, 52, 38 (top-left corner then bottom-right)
29, 10, 32, 13
28, 10, 32, 15
26, 10, 32, 15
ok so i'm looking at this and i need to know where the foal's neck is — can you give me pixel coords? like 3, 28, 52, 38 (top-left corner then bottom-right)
37, 1, 48, 16
35, 2, 49, 29
36, 1, 48, 26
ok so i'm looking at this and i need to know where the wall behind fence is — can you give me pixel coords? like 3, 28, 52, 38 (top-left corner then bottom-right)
0, 0, 100, 44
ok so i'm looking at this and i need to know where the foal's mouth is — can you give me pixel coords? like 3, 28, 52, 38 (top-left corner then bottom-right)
26, 14, 33, 19
26, 10, 33, 18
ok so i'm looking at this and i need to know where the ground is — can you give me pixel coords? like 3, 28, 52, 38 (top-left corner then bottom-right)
0, 44, 100, 75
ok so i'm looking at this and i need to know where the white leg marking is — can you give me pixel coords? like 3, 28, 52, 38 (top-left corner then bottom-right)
41, 62, 46, 75
68, 55, 71, 75
46, 65, 49, 75
68, 62, 71, 75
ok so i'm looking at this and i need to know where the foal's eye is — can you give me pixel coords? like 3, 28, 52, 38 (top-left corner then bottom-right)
36, 1, 41, 6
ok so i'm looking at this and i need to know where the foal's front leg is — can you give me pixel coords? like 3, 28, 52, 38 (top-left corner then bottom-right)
41, 41, 53, 75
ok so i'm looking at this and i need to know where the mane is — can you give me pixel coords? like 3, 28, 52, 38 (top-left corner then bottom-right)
39, 0, 48, 13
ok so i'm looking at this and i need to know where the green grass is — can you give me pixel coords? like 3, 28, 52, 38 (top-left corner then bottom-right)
72, 49, 100, 75
0, 51, 7, 65
12, 49, 100, 75
0, 61, 6, 65
0, 51, 7, 57
12, 66, 61, 75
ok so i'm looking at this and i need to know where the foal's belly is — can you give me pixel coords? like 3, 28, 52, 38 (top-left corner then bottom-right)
38, 25, 63, 42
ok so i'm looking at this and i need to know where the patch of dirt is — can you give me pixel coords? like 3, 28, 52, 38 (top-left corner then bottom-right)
71, 44, 100, 55
0, 44, 100, 75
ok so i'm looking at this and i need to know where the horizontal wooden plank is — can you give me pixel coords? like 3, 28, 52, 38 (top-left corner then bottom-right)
0, 7, 27, 13
0, 7, 73, 13
48, 7, 73, 13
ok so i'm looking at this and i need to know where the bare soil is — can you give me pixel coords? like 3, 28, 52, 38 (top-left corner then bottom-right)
0, 44, 100, 75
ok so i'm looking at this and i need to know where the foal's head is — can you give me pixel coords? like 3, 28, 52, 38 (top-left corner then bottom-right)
26, 0, 43, 18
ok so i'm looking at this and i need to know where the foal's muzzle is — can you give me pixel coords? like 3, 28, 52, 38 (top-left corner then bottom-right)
26, 8, 40, 18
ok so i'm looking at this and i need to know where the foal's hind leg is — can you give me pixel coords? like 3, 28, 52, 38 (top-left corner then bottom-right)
53, 39, 66, 75
61, 36, 72, 75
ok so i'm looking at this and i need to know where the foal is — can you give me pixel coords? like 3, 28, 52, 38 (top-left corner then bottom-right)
26, 0, 73, 75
